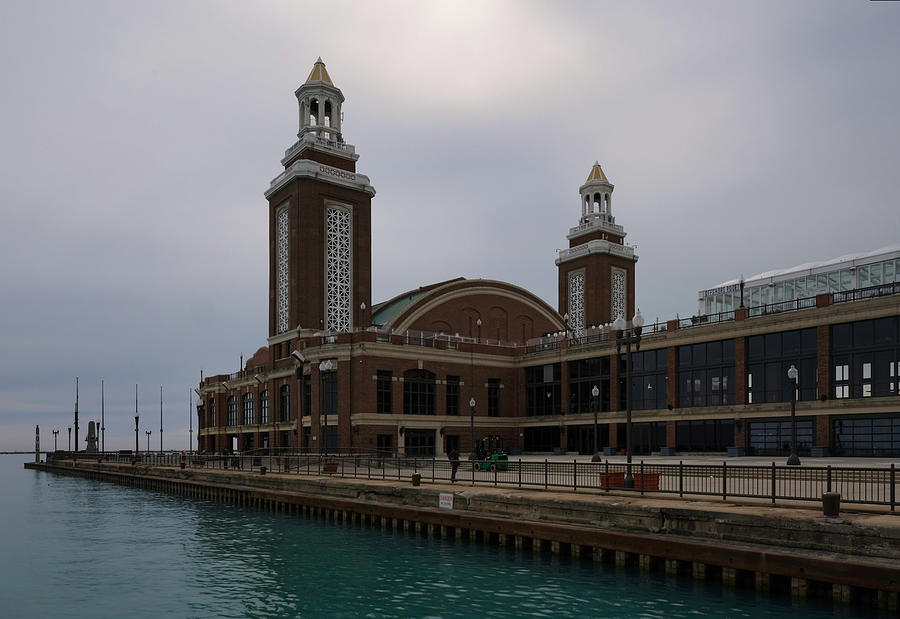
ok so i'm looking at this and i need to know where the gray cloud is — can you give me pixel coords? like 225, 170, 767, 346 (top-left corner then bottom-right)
1, 1, 898, 449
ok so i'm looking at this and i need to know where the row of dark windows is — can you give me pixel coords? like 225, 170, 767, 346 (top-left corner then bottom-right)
525, 414, 899, 455
376, 370, 500, 416
203, 318, 898, 428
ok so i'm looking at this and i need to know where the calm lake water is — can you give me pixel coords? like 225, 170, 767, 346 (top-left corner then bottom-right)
1, 454, 878, 618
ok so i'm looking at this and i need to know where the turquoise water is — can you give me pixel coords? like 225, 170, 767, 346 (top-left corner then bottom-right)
1, 454, 876, 618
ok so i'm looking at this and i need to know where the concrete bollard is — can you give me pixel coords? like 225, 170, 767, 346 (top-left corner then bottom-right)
411, 473, 421, 486
823, 492, 840, 517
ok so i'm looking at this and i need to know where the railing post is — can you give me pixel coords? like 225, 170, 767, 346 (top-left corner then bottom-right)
544, 459, 548, 489
432, 457, 435, 483
605, 459, 609, 493
722, 461, 727, 500
771, 461, 776, 504
679, 460, 683, 497
639, 460, 644, 494
827, 465, 832, 493
573, 459, 577, 492
518, 458, 522, 488
892, 464, 896, 512
397, 457, 401, 481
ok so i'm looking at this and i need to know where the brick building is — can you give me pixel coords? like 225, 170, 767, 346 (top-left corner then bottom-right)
196, 60, 900, 459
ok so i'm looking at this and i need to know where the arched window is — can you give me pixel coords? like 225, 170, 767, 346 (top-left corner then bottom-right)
227, 396, 237, 426
280, 385, 291, 422
242, 392, 255, 425
260, 390, 269, 424
403, 369, 435, 415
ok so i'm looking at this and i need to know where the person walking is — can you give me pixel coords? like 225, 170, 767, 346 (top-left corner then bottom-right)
449, 449, 459, 483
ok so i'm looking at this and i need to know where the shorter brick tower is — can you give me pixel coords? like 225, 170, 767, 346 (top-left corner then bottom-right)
556, 162, 638, 333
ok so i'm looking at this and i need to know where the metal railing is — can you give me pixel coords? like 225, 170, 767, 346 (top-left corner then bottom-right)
748, 297, 817, 317
833, 281, 900, 304
69, 451, 899, 511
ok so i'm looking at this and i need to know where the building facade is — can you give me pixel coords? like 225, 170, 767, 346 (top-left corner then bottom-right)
196, 61, 900, 458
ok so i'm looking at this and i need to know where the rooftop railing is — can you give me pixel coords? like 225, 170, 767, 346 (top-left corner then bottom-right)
833, 281, 900, 304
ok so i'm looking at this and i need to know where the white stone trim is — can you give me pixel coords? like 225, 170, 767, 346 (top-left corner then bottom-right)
275, 203, 290, 334
556, 239, 638, 265
325, 202, 353, 332
266, 159, 375, 199
568, 269, 585, 336
612, 267, 627, 321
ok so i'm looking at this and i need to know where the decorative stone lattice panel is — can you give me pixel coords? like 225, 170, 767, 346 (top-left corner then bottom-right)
276, 207, 289, 334
326, 207, 352, 332
612, 268, 626, 321
568, 271, 585, 335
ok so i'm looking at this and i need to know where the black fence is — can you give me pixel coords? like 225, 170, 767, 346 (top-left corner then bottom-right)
70, 451, 900, 512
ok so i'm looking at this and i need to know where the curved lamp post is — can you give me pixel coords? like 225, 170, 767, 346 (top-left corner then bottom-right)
786, 364, 800, 466
614, 309, 645, 489
591, 385, 601, 462
145, 430, 152, 454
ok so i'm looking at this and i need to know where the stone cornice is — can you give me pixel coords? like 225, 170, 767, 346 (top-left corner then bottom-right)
265, 159, 375, 199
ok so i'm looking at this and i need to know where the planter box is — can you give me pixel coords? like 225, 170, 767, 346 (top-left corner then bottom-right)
600, 472, 660, 490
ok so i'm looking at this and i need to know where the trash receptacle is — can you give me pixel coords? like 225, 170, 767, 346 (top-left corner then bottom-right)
823, 492, 840, 517
260, 465, 267, 475
411, 473, 421, 486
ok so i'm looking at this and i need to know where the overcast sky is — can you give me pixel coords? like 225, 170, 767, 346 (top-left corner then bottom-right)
1, 1, 897, 451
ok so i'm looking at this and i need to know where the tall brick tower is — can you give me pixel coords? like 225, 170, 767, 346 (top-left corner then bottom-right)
556, 162, 638, 333
264, 59, 376, 338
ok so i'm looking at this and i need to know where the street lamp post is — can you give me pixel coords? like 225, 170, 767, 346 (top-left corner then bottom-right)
786, 364, 800, 466
614, 309, 645, 489
591, 385, 601, 462
52, 429, 59, 451
146, 430, 152, 453
469, 397, 476, 460
319, 360, 333, 456
68, 427, 71, 451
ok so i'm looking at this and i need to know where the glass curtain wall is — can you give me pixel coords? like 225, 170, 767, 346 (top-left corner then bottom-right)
525, 364, 561, 416
747, 328, 817, 403
678, 340, 735, 407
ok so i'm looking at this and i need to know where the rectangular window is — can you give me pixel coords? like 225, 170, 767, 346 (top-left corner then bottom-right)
446, 376, 459, 416
323, 372, 338, 416
488, 379, 500, 417
260, 391, 269, 424
376, 370, 392, 414
834, 363, 849, 399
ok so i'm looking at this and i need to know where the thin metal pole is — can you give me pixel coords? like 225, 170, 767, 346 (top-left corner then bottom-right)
189, 389, 193, 453
101, 380, 105, 452
160, 386, 163, 454
624, 339, 634, 488
74, 377, 79, 453
135, 384, 139, 454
